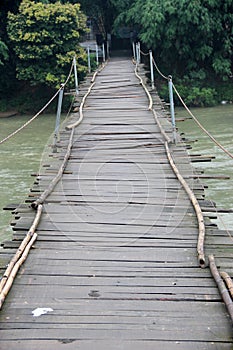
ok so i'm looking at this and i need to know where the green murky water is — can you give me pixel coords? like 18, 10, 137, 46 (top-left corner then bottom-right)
0, 105, 232, 244
177, 104, 233, 230
0, 114, 57, 242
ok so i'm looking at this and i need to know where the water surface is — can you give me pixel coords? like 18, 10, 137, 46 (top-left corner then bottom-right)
0, 114, 57, 242
177, 104, 233, 230
0, 105, 232, 244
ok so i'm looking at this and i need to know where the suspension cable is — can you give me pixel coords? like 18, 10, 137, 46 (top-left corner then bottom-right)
173, 84, 233, 160
148, 51, 233, 160
0, 60, 74, 145
152, 57, 169, 81
140, 49, 150, 56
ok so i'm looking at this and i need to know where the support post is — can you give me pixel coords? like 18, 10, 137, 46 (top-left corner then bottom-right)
53, 84, 64, 152
107, 40, 110, 59
138, 42, 141, 64
132, 42, 136, 60
87, 46, 91, 73
136, 43, 138, 64
149, 50, 155, 90
102, 43, 106, 62
96, 44, 99, 66
73, 56, 79, 96
168, 75, 176, 143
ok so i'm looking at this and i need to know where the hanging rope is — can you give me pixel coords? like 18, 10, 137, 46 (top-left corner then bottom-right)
140, 49, 150, 56
147, 49, 233, 160
0, 60, 75, 146
173, 84, 233, 160
0, 90, 60, 145
152, 57, 169, 81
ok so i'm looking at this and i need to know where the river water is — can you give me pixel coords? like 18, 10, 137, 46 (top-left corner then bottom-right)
176, 104, 233, 231
0, 114, 57, 242
0, 105, 232, 244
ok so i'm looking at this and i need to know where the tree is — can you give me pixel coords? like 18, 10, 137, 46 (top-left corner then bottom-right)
7, 0, 88, 87
113, 0, 233, 82
0, 40, 8, 66
78, 0, 115, 37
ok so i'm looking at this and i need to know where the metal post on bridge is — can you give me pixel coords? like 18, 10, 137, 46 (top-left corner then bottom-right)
53, 84, 64, 152
107, 40, 110, 59
149, 50, 155, 90
87, 46, 91, 73
135, 43, 139, 64
96, 44, 99, 66
138, 42, 141, 64
136, 43, 140, 66
168, 75, 176, 143
102, 43, 106, 63
73, 56, 79, 96
132, 42, 136, 61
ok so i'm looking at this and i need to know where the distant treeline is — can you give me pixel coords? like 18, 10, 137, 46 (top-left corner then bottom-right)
0, 0, 232, 111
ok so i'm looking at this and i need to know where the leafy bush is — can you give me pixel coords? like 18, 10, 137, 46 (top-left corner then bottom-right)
7, 0, 88, 88
158, 82, 217, 107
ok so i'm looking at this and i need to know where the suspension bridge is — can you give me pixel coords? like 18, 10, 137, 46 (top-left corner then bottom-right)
0, 50, 233, 349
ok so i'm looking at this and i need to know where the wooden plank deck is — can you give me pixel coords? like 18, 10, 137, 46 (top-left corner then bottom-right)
0, 57, 233, 349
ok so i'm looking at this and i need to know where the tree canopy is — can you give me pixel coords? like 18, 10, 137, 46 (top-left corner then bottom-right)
113, 0, 233, 82
0, 0, 232, 109
7, 0, 88, 87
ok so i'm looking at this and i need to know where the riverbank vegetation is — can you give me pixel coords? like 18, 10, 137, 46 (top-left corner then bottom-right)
0, 0, 232, 112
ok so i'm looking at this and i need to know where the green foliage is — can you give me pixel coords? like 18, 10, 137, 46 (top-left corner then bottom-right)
7, 0, 88, 87
0, 40, 9, 66
115, 0, 233, 82
158, 83, 217, 107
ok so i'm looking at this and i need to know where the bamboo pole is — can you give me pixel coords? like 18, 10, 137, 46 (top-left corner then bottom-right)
0, 204, 43, 291
0, 233, 38, 309
133, 60, 205, 266
152, 109, 172, 144
134, 65, 153, 110
0, 204, 43, 308
220, 271, 233, 299
66, 61, 107, 130
31, 62, 108, 209
165, 142, 206, 268
209, 255, 233, 322
31, 128, 74, 209
65, 82, 95, 130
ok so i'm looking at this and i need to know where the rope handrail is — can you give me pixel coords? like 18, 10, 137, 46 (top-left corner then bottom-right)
140, 49, 150, 57
152, 57, 169, 81
137, 43, 233, 160
0, 60, 74, 146
173, 83, 233, 160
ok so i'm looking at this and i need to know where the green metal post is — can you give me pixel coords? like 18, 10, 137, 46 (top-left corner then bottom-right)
96, 44, 99, 65
168, 75, 176, 143
149, 50, 155, 90
73, 56, 79, 96
87, 46, 91, 73
53, 84, 64, 152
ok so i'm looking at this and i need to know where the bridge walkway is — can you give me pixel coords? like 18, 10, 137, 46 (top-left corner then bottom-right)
0, 57, 232, 349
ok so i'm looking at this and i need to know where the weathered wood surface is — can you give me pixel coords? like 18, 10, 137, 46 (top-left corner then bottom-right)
0, 58, 233, 349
